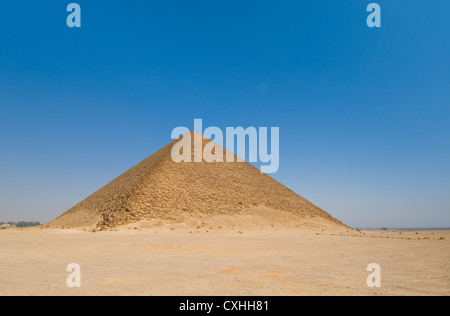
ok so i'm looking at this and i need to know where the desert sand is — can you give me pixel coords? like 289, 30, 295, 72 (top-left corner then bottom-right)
2, 134, 448, 296
0, 227, 448, 296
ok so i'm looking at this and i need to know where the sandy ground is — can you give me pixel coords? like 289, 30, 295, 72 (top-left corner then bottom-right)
0, 228, 449, 296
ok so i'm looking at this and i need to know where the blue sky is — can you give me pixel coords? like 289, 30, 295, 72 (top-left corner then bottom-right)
0, 1, 449, 228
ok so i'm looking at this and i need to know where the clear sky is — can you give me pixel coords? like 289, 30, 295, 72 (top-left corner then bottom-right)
0, 1, 449, 228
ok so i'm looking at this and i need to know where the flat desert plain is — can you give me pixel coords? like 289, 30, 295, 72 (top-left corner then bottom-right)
0, 228, 449, 296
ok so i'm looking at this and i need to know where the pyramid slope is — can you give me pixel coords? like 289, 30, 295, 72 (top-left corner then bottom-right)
47, 133, 347, 230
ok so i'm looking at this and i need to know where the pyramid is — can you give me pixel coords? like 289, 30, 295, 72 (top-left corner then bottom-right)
47, 133, 347, 231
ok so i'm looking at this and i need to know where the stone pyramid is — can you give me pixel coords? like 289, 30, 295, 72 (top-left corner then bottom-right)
47, 133, 346, 231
